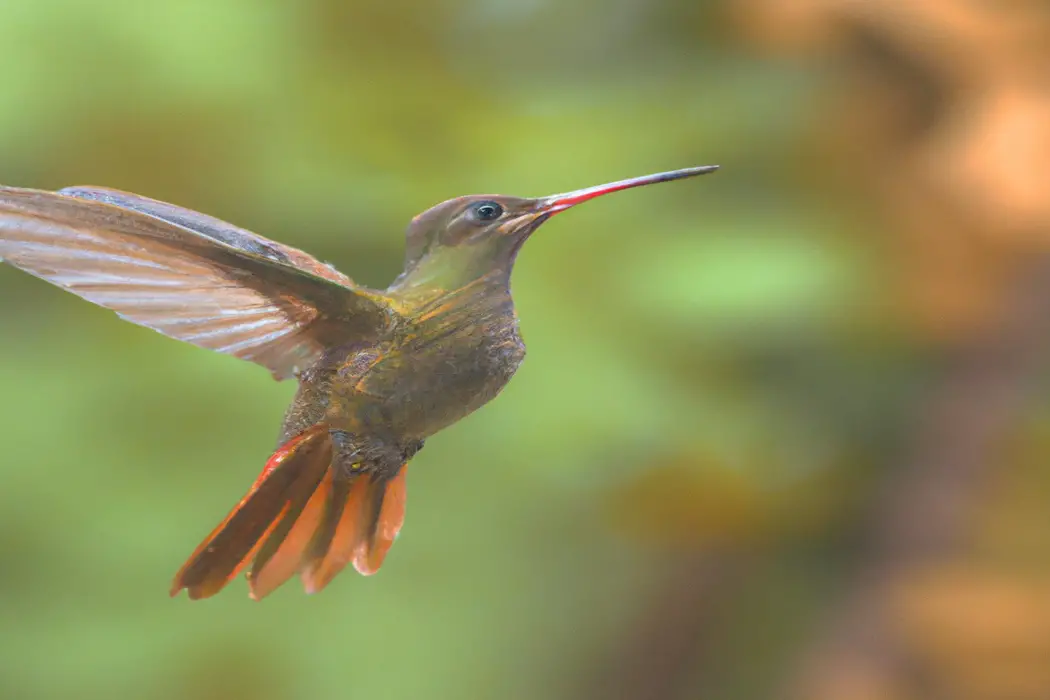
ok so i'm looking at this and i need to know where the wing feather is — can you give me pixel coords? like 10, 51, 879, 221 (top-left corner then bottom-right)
0, 187, 391, 379
58, 185, 356, 287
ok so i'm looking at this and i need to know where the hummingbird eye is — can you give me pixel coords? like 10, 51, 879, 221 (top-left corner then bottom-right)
470, 201, 504, 222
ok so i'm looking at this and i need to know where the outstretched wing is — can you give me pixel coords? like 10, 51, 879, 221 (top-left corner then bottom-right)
58, 186, 356, 288
0, 187, 393, 379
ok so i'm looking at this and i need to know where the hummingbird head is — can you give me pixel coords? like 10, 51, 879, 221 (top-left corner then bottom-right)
389, 165, 719, 294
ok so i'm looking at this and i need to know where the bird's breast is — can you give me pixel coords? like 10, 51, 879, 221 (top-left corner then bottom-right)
330, 301, 526, 439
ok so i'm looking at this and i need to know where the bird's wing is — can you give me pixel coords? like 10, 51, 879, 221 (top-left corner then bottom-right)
58, 186, 356, 287
0, 186, 393, 380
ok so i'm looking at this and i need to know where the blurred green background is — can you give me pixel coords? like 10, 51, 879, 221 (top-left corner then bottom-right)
2, 1, 1050, 699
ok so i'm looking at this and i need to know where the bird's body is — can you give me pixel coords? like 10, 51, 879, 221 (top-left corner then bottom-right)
332, 275, 523, 443
0, 165, 715, 599
280, 273, 522, 442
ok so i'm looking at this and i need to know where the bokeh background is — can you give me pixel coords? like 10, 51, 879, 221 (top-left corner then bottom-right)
1, 1, 1049, 699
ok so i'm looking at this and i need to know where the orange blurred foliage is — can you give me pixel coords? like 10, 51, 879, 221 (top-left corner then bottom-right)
735, 0, 1050, 342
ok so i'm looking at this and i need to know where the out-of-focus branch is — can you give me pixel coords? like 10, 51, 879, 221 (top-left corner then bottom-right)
786, 264, 1050, 699
730, 2, 1050, 696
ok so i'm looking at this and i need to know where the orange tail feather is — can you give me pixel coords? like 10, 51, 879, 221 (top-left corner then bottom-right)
354, 466, 408, 575
169, 425, 328, 599
170, 426, 409, 601
300, 474, 372, 594
298, 465, 408, 592
246, 468, 332, 600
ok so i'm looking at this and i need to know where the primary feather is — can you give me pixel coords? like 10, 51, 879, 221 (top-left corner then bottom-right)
0, 187, 392, 379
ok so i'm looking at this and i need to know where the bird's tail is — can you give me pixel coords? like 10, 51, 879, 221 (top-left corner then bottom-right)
170, 424, 408, 600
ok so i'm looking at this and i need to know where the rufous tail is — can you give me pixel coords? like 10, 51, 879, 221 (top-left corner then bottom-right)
169, 425, 408, 600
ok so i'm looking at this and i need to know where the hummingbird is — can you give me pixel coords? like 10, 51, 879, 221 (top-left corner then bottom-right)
0, 165, 717, 600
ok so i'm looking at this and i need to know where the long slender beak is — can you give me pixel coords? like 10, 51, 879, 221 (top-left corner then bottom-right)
537, 165, 719, 215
